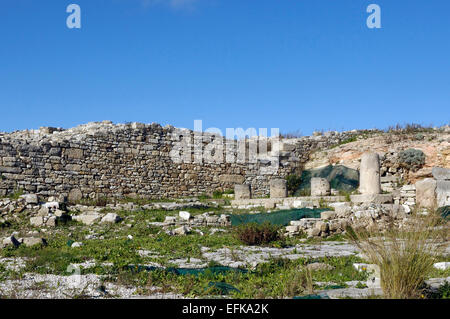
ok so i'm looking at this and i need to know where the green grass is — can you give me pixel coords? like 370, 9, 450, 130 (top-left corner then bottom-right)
1, 203, 448, 299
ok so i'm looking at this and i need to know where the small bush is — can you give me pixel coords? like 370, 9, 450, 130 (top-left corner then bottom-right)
286, 175, 302, 195
398, 148, 426, 171
234, 222, 281, 246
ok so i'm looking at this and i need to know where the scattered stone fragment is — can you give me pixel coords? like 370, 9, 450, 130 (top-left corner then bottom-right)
173, 225, 191, 236
179, 211, 191, 221
100, 213, 122, 224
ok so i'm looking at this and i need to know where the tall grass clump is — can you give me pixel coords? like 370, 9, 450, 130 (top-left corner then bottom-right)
346, 212, 448, 299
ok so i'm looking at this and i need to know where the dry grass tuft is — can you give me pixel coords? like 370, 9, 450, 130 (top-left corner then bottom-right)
347, 211, 449, 299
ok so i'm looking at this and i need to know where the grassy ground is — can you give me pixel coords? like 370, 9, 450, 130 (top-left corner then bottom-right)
1, 205, 449, 299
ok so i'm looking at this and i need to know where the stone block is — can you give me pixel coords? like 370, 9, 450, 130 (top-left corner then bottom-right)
234, 184, 251, 200
270, 179, 287, 198
415, 178, 437, 208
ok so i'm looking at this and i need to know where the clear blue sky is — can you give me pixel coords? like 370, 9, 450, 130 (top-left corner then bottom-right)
1, 0, 449, 135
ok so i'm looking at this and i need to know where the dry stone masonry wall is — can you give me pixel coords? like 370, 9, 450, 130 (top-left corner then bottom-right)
0, 121, 317, 200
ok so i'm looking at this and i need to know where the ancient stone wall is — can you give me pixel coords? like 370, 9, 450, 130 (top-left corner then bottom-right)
0, 122, 295, 199
0, 122, 388, 200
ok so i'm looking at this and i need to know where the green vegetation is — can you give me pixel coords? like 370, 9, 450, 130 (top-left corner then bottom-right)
1, 198, 448, 299
286, 174, 302, 196
398, 148, 426, 172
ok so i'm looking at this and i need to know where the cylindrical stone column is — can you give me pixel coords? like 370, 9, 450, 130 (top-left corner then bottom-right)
311, 177, 330, 196
359, 152, 381, 195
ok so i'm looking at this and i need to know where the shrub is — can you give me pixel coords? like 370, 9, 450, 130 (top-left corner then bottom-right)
286, 174, 302, 195
234, 222, 281, 246
346, 212, 447, 299
398, 148, 426, 171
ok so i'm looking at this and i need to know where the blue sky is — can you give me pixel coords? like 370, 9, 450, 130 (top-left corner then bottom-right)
0, 0, 449, 135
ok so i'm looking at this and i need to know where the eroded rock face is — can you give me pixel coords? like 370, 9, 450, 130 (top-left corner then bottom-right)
359, 152, 381, 195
